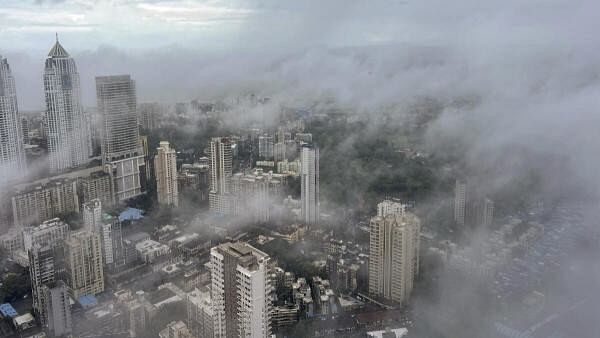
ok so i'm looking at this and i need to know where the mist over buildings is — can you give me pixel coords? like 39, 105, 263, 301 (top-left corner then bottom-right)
1, 1, 600, 337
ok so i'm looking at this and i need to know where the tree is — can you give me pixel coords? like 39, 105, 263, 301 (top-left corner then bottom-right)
1, 268, 31, 302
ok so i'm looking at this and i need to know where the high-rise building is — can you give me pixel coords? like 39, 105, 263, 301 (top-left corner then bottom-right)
210, 242, 272, 338
274, 142, 286, 162
231, 170, 283, 222
97, 214, 124, 269
454, 180, 467, 226
23, 218, 70, 252
21, 117, 30, 145
187, 288, 214, 338
82, 199, 102, 232
368, 212, 420, 304
44, 37, 91, 173
209, 137, 232, 214
138, 102, 163, 130
155, 141, 179, 207
96, 75, 145, 201
467, 197, 494, 227
42, 280, 72, 337
258, 134, 274, 160
377, 200, 406, 218
29, 245, 62, 321
78, 170, 115, 207
0, 55, 27, 183
295, 133, 312, 144
300, 145, 319, 226
11, 178, 79, 227
81, 199, 122, 268
64, 231, 104, 298
482, 198, 494, 227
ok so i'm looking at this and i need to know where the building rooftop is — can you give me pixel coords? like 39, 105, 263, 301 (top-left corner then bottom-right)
78, 294, 98, 308
366, 328, 408, 338
13, 313, 34, 326
119, 208, 144, 222
0, 303, 18, 317
124, 232, 150, 243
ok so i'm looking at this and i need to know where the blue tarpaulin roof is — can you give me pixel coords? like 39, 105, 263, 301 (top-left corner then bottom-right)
0, 303, 18, 317
78, 294, 98, 308
119, 208, 144, 222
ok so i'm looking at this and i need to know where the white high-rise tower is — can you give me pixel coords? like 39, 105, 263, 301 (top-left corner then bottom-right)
0, 55, 27, 183
454, 180, 467, 226
155, 141, 179, 207
368, 211, 420, 304
209, 137, 232, 214
210, 242, 272, 338
301, 145, 319, 226
44, 36, 91, 173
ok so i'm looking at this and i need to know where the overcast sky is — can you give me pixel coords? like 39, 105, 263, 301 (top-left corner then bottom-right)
0, 0, 598, 112
2, 0, 593, 53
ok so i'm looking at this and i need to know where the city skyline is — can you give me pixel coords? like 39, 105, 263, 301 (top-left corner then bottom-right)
0, 2, 599, 337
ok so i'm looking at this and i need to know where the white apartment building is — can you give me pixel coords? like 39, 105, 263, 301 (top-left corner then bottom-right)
210, 242, 272, 338
369, 212, 421, 304
209, 137, 233, 214
155, 141, 179, 207
300, 145, 319, 227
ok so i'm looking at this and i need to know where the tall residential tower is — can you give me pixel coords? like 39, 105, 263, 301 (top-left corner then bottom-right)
368, 210, 420, 304
0, 55, 27, 183
300, 145, 319, 226
210, 242, 272, 338
209, 137, 233, 214
155, 141, 179, 207
454, 180, 467, 226
64, 231, 104, 298
44, 37, 91, 172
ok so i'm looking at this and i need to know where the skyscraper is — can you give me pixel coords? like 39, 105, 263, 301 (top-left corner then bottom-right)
64, 231, 104, 298
44, 36, 91, 173
96, 75, 145, 201
42, 280, 72, 337
210, 242, 272, 338
155, 141, 179, 207
0, 55, 27, 183
454, 179, 467, 226
209, 137, 232, 214
368, 211, 420, 304
300, 145, 319, 226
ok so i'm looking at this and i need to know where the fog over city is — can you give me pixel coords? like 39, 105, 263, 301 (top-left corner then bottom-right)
1, 1, 599, 338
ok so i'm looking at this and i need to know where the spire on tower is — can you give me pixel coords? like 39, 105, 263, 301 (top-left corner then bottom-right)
47, 35, 69, 58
